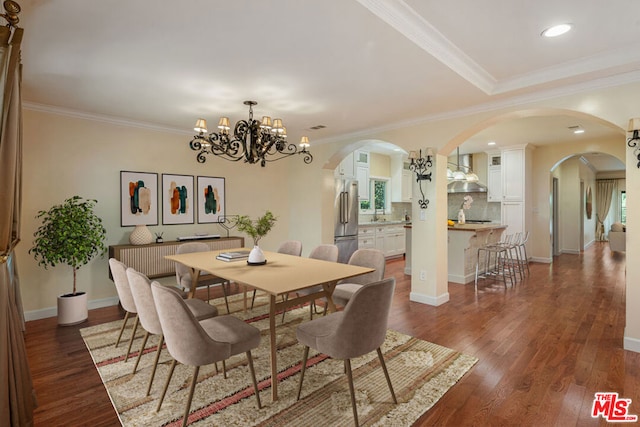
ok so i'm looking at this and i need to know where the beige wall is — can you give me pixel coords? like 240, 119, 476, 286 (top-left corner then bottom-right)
17, 109, 329, 316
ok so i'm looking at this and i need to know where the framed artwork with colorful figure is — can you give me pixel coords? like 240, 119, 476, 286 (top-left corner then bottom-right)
162, 173, 194, 225
197, 176, 225, 223
120, 171, 158, 226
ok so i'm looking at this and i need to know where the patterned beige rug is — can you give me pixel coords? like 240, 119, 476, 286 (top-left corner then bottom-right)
80, 292, 477, 426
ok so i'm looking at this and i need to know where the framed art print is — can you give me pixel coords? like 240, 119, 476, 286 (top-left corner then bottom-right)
162, 174, 194, 225
120, 171, 159, 226
197, 176, 225, 223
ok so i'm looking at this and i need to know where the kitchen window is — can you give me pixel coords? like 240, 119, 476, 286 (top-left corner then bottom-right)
360, 177, 390, 213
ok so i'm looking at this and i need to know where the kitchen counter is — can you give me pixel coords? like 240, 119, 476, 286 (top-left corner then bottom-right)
447, 223, 506, 231
359, 220, 410, 226
404, 223, 507, 284
448, 225, 507, 284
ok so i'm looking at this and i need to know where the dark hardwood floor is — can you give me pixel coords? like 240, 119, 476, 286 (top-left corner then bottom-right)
25, 242, 637, 426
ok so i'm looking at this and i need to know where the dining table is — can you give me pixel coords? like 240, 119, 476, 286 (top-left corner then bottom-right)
165, 248, 374, 401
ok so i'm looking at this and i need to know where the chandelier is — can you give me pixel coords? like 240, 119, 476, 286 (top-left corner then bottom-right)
189, 101, 313, 167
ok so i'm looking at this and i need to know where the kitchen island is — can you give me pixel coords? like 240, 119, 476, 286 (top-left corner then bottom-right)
447, 223, 507, 284
404, 223, 507, 284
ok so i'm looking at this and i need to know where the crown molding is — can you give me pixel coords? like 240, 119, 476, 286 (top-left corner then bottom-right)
22, 102, 192, 136
357, 0, 640, 97
314, 70, 640, 145
356, 0, 496, 94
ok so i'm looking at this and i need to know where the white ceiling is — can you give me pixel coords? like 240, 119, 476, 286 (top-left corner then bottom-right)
18, 0, 639, 172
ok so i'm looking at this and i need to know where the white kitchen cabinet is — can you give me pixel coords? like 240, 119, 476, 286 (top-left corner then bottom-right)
486, 151, 502, 202
502, 148, 525, 201
355, 150, 370, 167
335, 151, 354, 178
487, 166, 502, 202
358, 236, 375, 249
502, 202, 524, 235
401, 169, 413, 202
391, 154, 412, 203
356, 165, 370, 200
358, 223, 405, 258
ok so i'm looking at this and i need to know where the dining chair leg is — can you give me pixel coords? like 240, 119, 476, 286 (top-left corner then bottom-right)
146, 334, 164, 396
246, 351, 262, 409
376, 347, 397, 404
132, 331, 150, 374
251, 289, 257, 309
345, 359, 359, 427
124, 315, 140, 362
156, 359, 177, 412
222, 359, 227, 379
114, 311, 130, 348
181, 365, 200, 427
296, 346, 310, 400
221, 281, 231, 314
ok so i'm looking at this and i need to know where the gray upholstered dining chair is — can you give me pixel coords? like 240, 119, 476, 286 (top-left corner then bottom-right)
251, 239, 304, 309
126, 268, 218, 396
292, 244, 339, 320
176, 242, 232, 312
331, 248, 386, 308
151, 281, 262, 427
296, 277, 397, 427
108, 258, 140, 362
277, 240, 303, 256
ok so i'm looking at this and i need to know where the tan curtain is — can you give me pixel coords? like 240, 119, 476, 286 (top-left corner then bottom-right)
595, 179, 617, 241
0, 26, 37, 426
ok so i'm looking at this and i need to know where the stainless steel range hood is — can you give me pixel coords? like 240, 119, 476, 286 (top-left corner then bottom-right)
447, 179, 488, 193
447, 150, 488, 193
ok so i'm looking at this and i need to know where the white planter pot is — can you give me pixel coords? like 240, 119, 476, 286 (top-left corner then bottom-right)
248, 245, 266, 263
57, 292, 88, 326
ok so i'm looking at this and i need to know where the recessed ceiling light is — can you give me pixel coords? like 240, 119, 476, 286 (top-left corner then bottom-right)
541, 23, 572, 38
487, 141, 496, 146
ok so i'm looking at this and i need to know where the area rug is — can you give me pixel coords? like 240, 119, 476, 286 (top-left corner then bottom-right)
80, 292, 477, 426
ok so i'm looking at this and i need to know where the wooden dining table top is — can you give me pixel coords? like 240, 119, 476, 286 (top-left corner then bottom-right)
165, 248, 374, 296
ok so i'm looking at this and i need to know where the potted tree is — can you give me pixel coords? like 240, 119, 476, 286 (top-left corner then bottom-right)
29, 196, 107, 325
235, 210, 277, 264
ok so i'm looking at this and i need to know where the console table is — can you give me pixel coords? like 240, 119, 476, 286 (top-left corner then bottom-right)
108, 236, 245, 279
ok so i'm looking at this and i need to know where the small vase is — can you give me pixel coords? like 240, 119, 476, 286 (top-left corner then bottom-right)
458, 209, 466, 225
248, 245, 266, 264
129, 224, 153, 245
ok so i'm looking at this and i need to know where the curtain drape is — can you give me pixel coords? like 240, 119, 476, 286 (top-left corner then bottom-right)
0, 26, 37, 426
595, 179, 617, 241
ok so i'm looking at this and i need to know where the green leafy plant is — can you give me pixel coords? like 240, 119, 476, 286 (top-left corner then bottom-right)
235, 210, 277, 246
29, 196, 107, 296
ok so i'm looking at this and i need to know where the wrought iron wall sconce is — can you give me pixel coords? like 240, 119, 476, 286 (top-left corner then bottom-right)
408, 148, 434, 209
628, 118, 640, 168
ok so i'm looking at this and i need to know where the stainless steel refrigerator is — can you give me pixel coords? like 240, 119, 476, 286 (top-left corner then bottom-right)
334, 178, 359, 263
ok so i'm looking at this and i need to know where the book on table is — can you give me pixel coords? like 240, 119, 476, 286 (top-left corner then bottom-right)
217, 250, 251, 260
216, 255, 248, 262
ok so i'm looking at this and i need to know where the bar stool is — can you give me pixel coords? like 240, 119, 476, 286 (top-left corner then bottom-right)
475, 233, 517, 290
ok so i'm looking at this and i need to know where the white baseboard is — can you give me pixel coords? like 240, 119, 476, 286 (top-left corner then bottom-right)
404, 267, 411, 275
531, 256, 552, 263
624, 336, 640, 354
24, 296, 120, 322
561, 249, 581, 255
409, 291, 450, 306
584, 239, 595, 250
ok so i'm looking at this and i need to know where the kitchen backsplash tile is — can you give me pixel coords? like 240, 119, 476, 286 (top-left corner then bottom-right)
447, 192, 501, 221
